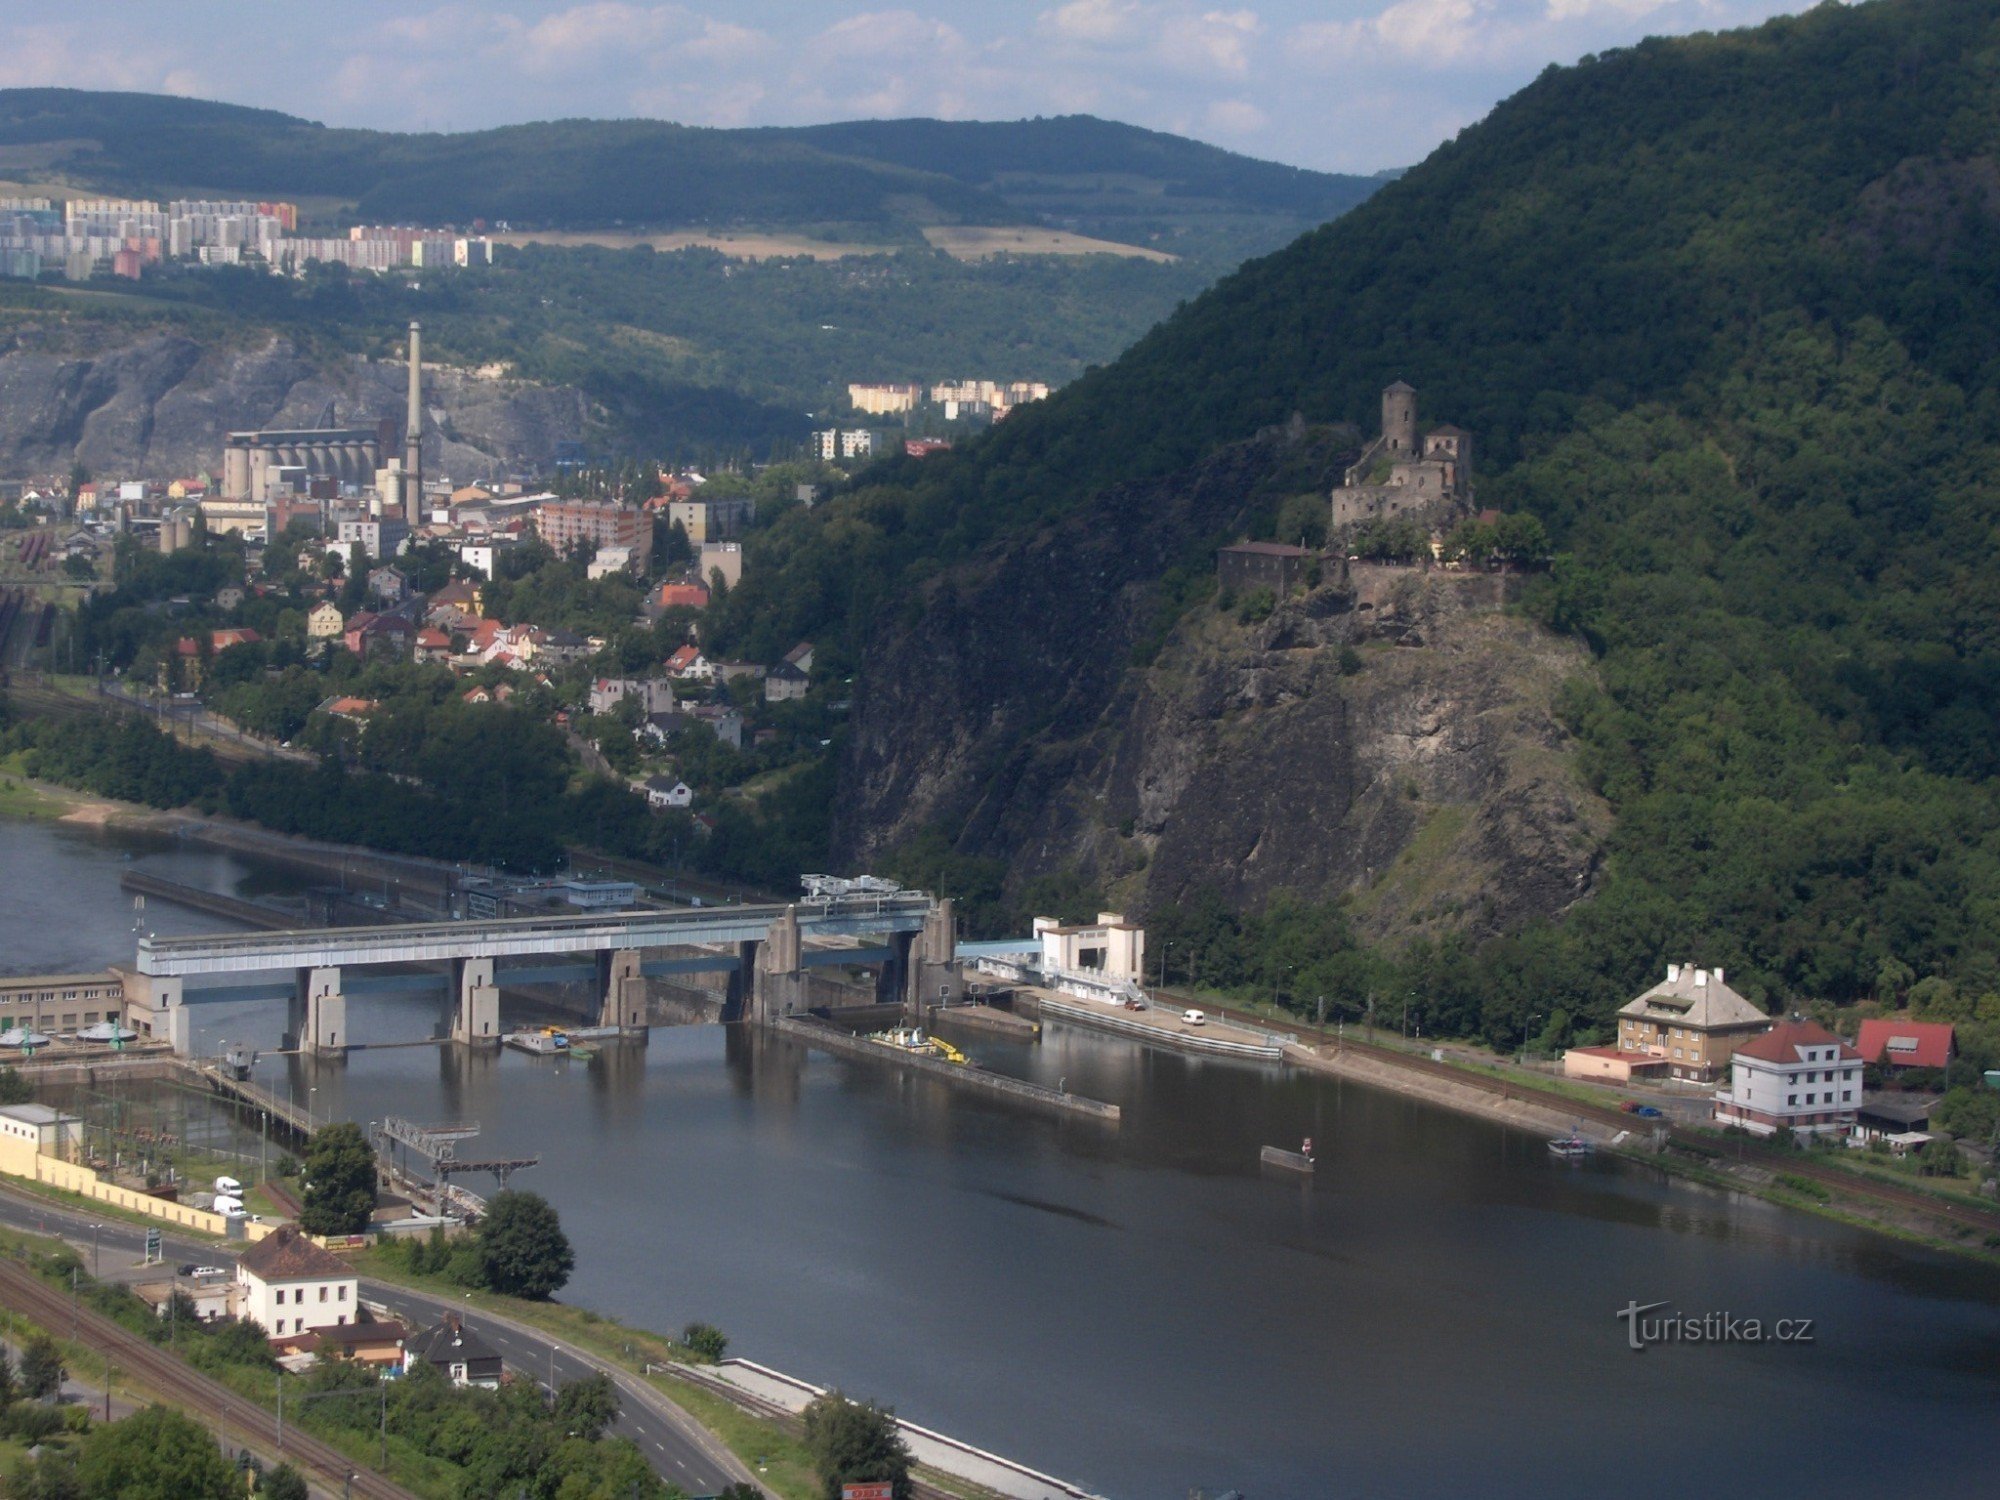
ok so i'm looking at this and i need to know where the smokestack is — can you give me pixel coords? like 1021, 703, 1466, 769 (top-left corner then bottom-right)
404, 320, 423, 527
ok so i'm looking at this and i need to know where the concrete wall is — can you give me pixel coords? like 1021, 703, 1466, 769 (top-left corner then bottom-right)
0, 1131, 275, 1238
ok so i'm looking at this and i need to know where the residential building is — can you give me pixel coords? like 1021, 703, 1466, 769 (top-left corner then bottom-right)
587, 544, 633, 579
811, 429, 875, 462
367, 565, 409, 603
904, 438, 951, 458
765, 659, 809, 702
643, 776, 694, 809
1711, 1019, 1862, 1137
343, 611, 413, 661
687, 704, 745, 749
591, 678, 676, 716
1853, 1019, 1955, 1074
1614, 963, 1771, 1082
530, 627, 592, 665
847, 382, 921, 416
533, 499, 653, 569
709, 660, 765, 684
405, 1314, 503, 1388
307, 601, 345, 642
667, 496, 755, 545
654, 579, 710, 612
1561, 1046, 1671, 1085
334, 516, 407, 562
782, 642, 815, 674
665, 645, 712, 681
413, 627, 453, 664
698, 541, 743, 589
235, 1227, 360, 1339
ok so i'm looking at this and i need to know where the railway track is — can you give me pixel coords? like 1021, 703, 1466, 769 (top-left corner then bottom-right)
0, 1259, 416, 1500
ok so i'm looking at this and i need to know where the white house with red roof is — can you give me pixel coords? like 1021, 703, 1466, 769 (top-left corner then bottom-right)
235, 1226, 359, 1340
666, 644, 712, 681
1712, 1019, 1862, 1137
1853, 1018, 1955, 1073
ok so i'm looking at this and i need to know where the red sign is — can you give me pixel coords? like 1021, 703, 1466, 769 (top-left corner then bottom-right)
842, 1486, 894, 1500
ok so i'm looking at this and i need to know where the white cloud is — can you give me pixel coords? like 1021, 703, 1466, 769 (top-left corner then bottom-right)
1544, 0, 1681, 18
1204, 98, 1270, 135
1039, 0, 1146, 45
1157, 9, 1263, 78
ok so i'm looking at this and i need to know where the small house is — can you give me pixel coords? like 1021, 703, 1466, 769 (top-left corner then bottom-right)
405, 1314, 503, 1389
1853, 1019, 1955, 1074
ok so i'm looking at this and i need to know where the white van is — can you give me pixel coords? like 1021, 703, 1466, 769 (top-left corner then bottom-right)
1182, 1009, 1207, 1026
214, 1175, 242, 1195
212, 1195, 245, 1218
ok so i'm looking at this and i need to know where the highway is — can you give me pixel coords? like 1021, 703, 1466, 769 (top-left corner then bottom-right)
0, 1185, 757, 1498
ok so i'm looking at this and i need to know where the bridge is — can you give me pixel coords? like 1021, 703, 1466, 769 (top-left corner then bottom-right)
126, 893, 959, 1056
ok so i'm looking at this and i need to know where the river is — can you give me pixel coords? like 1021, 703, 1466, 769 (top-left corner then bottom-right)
3, 815, 1999, 1498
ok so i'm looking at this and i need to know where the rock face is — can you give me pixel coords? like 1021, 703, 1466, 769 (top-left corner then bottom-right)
835, 425, 1609, 941
0, 322, 587, 481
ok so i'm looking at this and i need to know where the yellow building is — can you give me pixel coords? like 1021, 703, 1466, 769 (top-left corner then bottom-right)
1614, 963, 1770, 1082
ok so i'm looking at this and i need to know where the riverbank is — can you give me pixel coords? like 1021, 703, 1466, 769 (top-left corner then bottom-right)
1241, 1015, 2000, 1264
353, 1249, 1063, 1500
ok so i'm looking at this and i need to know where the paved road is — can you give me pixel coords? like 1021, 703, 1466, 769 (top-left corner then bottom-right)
0, 1185, 754, 1497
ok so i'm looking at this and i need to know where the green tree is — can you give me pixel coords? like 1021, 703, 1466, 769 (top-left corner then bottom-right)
19, 1334, 63, 1400
259, 1463, 310, 1500
0, 1066, 33, 1105
801, 1391, 912, 1500
680, 1322, 728, 1362
553, 1372, 619, 1440
75, 1405, 241, 1500
299, 1121, 378, 1235
478, 1190, 575, 1299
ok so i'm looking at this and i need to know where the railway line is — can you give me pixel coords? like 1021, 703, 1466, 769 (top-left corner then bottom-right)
0, 1258, 415, 1500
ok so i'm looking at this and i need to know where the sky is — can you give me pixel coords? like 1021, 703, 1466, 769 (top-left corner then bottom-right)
6, 1, 1817, 174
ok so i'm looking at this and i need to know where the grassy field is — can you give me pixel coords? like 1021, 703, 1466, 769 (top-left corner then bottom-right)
494, 228, 901, 260
923, 225, 1176, 261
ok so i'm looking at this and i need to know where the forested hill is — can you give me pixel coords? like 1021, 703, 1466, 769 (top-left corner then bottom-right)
711, 0, 2000, 1019
0, 90, 1380, 252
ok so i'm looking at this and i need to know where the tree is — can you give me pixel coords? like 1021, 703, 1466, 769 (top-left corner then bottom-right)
299, 1121, 378, 1235
19, 1334, 63, 1400
800, 1391, 912, 1500
553, 1372, 619, 1440
478, 1190, 574, 1299
0, 1342, 15, 1406
75, 1405, 241, 1500
0, 1066, 33, 1104
681, 1322, 727, 1362
260, 1463, 309, 1500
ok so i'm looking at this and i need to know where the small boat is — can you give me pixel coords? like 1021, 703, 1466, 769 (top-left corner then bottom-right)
1548, 1129, 1596, 1159
1261, 1140, 1316, 1174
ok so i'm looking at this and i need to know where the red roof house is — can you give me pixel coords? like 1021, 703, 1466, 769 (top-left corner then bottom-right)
1854, 1018, 1955, 1071
1732, 1018, 1861, 1067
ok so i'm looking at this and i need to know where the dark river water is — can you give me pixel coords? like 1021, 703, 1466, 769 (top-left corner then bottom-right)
4, 817, 2000, 1498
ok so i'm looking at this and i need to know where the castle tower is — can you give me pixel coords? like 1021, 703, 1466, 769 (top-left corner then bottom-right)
1382, 381, 1417, 455
403, 320, 423, 527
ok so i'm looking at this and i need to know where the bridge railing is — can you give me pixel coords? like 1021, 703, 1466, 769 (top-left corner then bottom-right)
138, 893, 935, 968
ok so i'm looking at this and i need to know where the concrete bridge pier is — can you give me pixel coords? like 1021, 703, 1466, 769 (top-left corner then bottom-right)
721, 940, 759, 1024
453, 956, 500, 1047
596, 948, 649, 1037
290, 967, 348, 1058
750, 907, 808, 1024
905, 898, 962, 1017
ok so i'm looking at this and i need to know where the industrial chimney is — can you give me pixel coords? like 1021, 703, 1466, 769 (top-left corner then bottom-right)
403, 320, 423, 527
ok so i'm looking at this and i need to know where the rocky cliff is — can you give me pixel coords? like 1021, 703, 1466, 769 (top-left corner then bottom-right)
835, 424, 1608, 941
0, 322, 587, 481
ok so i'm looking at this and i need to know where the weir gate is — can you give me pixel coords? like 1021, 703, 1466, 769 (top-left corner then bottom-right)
127, 893, 959, 1056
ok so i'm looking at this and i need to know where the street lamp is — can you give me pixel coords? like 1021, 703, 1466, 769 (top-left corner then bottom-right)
90, 1222, 102, 1279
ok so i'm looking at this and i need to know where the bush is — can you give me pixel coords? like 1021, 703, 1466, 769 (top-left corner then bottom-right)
681, 1322, 728, 1362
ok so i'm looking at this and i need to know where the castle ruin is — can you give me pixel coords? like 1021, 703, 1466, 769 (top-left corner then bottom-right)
1331, 382, 1474, 537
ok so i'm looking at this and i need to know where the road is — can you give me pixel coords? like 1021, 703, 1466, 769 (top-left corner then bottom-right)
0, 1184, 756, 1498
